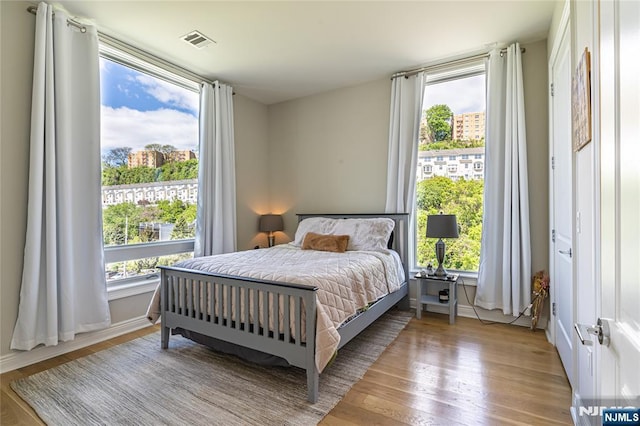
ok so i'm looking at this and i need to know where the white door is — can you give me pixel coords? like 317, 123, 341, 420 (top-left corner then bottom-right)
574, 1, 640, 424
598, 0, 640, 408
550, 19, 574, 387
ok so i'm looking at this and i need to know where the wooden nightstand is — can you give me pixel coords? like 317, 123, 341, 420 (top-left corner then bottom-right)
415, 273, 459, 324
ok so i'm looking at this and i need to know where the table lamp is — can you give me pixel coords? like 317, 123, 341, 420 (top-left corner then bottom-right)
259, 214, 283, 247
426, 213, 459, 277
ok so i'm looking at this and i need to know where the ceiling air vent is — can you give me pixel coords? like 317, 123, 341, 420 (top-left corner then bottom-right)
181, 30, 215, 49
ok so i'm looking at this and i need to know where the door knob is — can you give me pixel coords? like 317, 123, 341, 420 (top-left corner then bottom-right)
574, 318, 610, 347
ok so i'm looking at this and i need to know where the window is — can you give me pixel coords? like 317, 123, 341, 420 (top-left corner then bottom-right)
416, 62, 485, 272
100, 45, 200, 285
474, 162, 483, 170
423, 165, 432, 173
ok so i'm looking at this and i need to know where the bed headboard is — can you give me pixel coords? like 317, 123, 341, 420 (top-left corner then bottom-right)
296, 213, 410, 284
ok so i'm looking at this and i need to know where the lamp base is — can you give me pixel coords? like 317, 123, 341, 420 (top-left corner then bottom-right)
434, 238, 447, 276
433, 264, 447, 277
267, 235, 275, 247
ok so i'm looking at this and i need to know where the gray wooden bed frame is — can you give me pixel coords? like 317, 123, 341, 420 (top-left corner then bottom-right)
159, 213, 410, 403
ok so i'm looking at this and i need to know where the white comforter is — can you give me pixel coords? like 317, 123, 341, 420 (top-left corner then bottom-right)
164, 244, 403, 372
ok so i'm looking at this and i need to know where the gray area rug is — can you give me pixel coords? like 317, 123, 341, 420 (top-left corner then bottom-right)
12, 310, 412, 426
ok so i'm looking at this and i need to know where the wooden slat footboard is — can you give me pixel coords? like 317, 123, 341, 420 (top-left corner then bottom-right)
159, 266, 320, 402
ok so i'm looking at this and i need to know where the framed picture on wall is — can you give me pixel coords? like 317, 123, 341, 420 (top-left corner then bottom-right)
572, 47, 591, 152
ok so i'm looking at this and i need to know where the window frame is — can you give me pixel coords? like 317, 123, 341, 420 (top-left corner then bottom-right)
413, 59, 486, 274
99, 42, 201, 288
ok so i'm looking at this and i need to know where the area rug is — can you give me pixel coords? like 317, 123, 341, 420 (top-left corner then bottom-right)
11, 310, 412, 426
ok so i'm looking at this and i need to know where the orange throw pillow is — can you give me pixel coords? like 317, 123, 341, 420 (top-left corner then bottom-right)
302, 232, 350, 253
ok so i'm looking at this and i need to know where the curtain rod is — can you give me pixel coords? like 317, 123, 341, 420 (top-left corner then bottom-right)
26, 5, 221, 89
27, 5, 86, 32
391, 47, 526, 80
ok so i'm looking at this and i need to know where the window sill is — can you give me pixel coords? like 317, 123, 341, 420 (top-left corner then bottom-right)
107, 278, 159, 301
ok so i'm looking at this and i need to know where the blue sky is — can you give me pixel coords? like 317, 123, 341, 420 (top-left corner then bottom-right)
99, 58, 199, 154
99, 57, 483, 155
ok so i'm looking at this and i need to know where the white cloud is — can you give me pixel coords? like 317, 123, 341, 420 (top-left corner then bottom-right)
423, 75, 486, 114
101, 106, 198, 153
135, 74, 199, 114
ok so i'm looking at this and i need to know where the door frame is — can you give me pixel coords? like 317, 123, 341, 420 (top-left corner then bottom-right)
546, 0, 571, 349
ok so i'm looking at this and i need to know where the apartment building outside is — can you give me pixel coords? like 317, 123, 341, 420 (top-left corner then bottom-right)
128, 150, 165, 168
127, 149, 196, 168
452, 112, 485, 141
417, 147, 485, 182
102, 179, 198, 206
167, 150, 197, 163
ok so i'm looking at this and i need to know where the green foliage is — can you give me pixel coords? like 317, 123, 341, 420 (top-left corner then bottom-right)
419, 138, 484, 151
425, 104, 453, 142
103, 199, 196, 246
158, 159, 198, 181
102, 159, 198, 186
102, 202, 143, 246
101, 166, 121, 186
415, 175, 484, 271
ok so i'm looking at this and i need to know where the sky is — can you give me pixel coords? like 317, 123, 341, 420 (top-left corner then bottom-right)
100, 57, 484, 156
423, 74, 485, 114
100, 58, 199, 154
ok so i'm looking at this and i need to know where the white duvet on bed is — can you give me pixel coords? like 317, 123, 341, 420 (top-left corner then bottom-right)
163, 243, 403, 372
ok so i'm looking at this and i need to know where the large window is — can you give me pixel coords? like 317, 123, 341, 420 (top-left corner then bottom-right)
415, 63, 486, 272
99, 47, 200, 285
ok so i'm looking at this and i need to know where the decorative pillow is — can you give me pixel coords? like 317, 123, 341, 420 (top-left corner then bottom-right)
302, 232, 350, 253
332, 218, 394, 252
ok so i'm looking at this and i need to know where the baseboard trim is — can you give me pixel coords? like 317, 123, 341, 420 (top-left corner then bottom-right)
411, 298, 538, 328
0, 316, 151, 374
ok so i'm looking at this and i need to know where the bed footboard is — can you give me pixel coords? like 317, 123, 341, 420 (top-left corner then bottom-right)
159, 266, 320, 402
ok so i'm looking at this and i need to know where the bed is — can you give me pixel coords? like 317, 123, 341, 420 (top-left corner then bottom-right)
154, 213, 410, 403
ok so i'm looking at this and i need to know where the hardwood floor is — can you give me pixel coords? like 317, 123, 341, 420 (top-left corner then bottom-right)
1, 313, 572, 425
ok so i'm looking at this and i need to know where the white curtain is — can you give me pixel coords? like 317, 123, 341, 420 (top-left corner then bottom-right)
11, 3, 111, 350
195, 82, 237, 256
385, 72, 425, 264
475, 43, 532, 316
385, 72, 426, 214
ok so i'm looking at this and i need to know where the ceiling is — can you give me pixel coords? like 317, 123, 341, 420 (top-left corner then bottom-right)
55, 1, 557, 105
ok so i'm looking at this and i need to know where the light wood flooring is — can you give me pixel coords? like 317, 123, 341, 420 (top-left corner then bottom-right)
1, 313, 572, 425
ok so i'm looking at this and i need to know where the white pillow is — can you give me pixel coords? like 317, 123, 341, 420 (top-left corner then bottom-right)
333, 218, 394, 252
293, 217, 394, 252
292, 217, 338, 246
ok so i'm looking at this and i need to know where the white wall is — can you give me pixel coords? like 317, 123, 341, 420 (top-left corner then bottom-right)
0, 0, 34, 358
267, 78, 391, 240
0, 1, 270, 361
